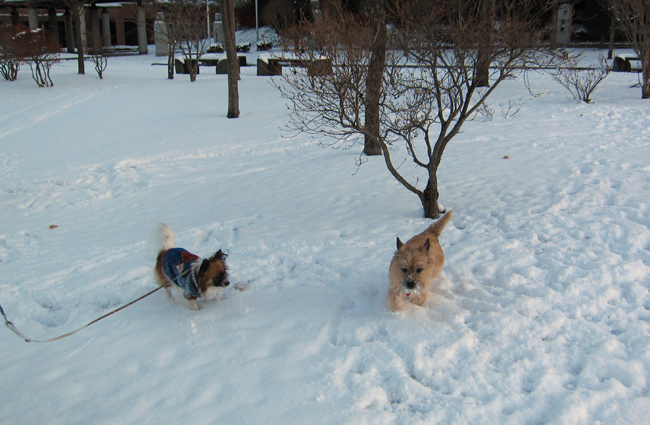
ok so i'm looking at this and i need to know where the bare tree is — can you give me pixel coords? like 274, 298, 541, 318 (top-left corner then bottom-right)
363, 0, 387, 156
158, 0, 211, 82
278, 0, 386, 155
549, 53, 610, 103
609, 0, 650, 99
277, 0, 549, 218
90, 51, 108, 79
62, 0, 86, 74
222, 0, 240, 118
146, 6, 180, 80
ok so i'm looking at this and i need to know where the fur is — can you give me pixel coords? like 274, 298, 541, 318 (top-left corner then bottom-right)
154, 223, 229, 311
387, 211, 453, 312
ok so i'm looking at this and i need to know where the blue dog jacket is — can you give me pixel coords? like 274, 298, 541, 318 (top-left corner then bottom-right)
162, 248, 202, 300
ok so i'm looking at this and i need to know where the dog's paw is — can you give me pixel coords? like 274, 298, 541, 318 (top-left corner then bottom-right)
188, 301, 200, 311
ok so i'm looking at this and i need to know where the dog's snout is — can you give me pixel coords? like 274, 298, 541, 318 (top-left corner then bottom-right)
406, 281, 416, 289
224, 280, 230, 287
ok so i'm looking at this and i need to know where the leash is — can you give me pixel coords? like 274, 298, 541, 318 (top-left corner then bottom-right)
1, 285, 165, 343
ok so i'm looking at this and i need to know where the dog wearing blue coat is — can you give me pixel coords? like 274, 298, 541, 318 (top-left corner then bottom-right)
154, 223, 230, 310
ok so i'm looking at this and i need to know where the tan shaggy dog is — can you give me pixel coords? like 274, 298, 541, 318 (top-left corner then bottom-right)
387, 211, 453, 312
154, 223, 229, 311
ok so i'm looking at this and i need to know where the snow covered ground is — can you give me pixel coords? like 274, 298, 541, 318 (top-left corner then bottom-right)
1, 32, 649, 424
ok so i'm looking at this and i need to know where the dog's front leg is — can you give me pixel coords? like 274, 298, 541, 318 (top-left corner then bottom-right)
387, 289, 407, 312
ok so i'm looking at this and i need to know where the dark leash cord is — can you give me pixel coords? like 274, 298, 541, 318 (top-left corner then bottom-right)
0, 286, 165, 343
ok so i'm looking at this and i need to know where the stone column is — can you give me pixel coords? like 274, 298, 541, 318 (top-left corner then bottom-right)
154, 12, 169, 57
136, 7, 147, 54
28, 8, 39, 30
213, 13, 224, 44
64, 9, 75, 52
102, 8, 111, 47
79, 6, 88, 53
89, 5, 101, 54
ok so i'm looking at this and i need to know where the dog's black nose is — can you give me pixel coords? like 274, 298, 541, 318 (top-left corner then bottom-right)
224, 280, 230, 287
406, 281, 416, 289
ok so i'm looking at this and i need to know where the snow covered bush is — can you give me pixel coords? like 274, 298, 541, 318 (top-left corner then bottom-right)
236, 42, 251, 52
207, 43, 224, 53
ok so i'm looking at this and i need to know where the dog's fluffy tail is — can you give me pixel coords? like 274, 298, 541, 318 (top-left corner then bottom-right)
158, 223, 175, 250
427, 210, 453, 237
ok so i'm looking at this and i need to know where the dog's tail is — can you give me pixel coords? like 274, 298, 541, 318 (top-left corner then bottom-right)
426, 210, 453, 237
158, 223, 175, 250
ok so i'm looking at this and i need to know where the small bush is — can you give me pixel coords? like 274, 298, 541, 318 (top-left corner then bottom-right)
0, 26, 22, 81
549, 52, 610, 103
236, 42, 251, 53
207, 43, 224, 53
91, 53, 108, 79
13, 28, 61, 87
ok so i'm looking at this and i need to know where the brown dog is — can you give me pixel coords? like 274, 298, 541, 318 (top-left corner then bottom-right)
387, 211, 453, 312
154, 223, 229, 311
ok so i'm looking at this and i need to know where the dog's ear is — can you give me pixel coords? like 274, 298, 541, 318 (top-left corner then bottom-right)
198, 259, 210, 275
396, 237, 404, 251
210, 249, 228, 262
420, 239, 430, 253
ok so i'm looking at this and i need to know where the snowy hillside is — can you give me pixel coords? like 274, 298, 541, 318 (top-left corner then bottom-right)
1, 38, 649, 424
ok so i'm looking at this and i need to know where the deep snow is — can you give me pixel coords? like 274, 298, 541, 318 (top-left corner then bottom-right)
1, 30, 650, 424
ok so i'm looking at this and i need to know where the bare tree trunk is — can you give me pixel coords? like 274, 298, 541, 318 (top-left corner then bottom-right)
222, 0, 240, 118
364, 7, 385, 156
74, 6, 85, 74
608, 13, 615, 59
421, 171, 441, 219
475, 50, 490, 87
475, 0, 491, 87
641, 52, 650, 99
550, 0, 558, 51
167, 48, 175, 79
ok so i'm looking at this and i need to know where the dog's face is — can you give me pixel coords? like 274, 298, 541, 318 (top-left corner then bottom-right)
195, 250, 230, 294
389, 235, 444, 298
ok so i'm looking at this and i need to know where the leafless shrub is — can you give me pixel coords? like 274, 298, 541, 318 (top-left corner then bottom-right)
549, 52, 610, 103
0, 26, 21, 81
502, 100, 524, 118
91, 53, 108, 79
13, 28, 61, 87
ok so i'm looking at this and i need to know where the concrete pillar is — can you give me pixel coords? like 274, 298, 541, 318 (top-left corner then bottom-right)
79, 6, 88, 52
137, 7, 147, 54
154, 12, 169, 57
28, 8, 39, 30
101, 8, 111, 47
213, 13, 225, 44
89, 5, 101, 54
64, 9, 75, 52
556, 2, 572, 48
48, 9, 59, 44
